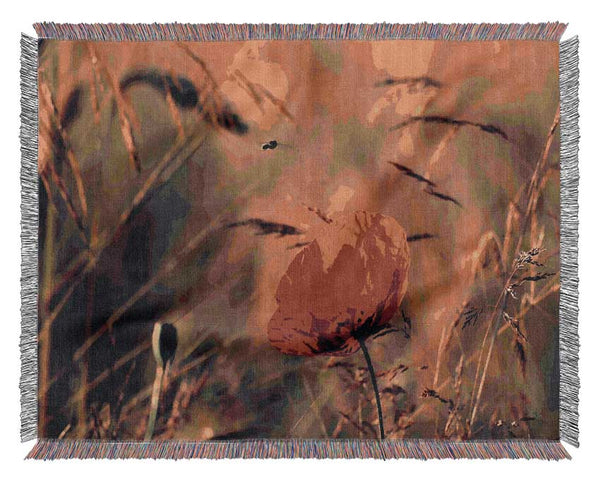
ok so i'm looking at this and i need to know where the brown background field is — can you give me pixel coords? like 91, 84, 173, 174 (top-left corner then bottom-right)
37, 38, 560, 441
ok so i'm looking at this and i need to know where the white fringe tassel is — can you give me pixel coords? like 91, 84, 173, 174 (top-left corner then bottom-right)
559, 36, 579, 447
20, 34, 38, 442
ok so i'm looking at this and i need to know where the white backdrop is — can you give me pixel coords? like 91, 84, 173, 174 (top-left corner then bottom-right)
1, 1, 598, 478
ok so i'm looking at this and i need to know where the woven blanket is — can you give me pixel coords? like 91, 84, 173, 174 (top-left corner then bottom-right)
20, 22, 579, 460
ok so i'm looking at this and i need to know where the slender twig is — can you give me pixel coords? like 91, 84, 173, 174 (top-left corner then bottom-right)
254, 82, 295, 121
144, 322, 177, 440
375, 76, 442, 89
39, 81, 89, 221
50, 270, 240, 399
39, 116, 88, 243
432, 325, 448, 433
407, 280, 558, 429
89, 45, 141, 172
119, 349, 215, 421
178, 44, 220, 90
513, 107, 560, 255
302, 374, 328, 437
77, 267, 95, 436
467, 262, 519, 419
66, 341, 151, 403
289, 382, 336, 436
358, 338, 385, 440
41, 128, 208, 330
465, 109, 560, 425
177, 43, 223, 125
357, 393, 364, 439
43, 247, 94, 312
72, 212, 223, 362
71, 181, 253, 363
144, 365, 165, 440
232, 69, 265, 112
423, 125, 460, 179
114, 131, 207, 234
38, 198, 56, 437
164, 68, 185, 140
42, 155, 87, 242
432, 325, 449, 388
469, 294, 508, 428
467, 110, 561, 429
87, 47, 102, 125
389, 115, 508, 141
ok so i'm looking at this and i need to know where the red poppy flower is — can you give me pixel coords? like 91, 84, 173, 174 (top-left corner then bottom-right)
268, 211, 410, 356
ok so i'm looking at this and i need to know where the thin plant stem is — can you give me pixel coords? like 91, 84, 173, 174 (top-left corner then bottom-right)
41, 128, 206, 322
120, 351, 214, 420
38, 200, 56, 436
358, 338, 385, 440
144, 365, 164, 441
40, 80, 89, 220
513, 107, 560, 256
469, 294, 508, 428
72, 210, 223, 362
406, 280, 558, 429
302, 374, 328, 437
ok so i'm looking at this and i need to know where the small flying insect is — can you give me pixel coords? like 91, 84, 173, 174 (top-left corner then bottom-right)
261, 140, 278, 150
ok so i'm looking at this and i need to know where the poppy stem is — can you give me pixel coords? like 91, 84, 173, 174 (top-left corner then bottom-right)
358, 338, 385, 440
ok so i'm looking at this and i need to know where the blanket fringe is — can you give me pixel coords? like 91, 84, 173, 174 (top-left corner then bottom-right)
20, 34, 39, 443
26, 439, 571, 460
558, 36, 580, 447
33, 22, 567, 41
